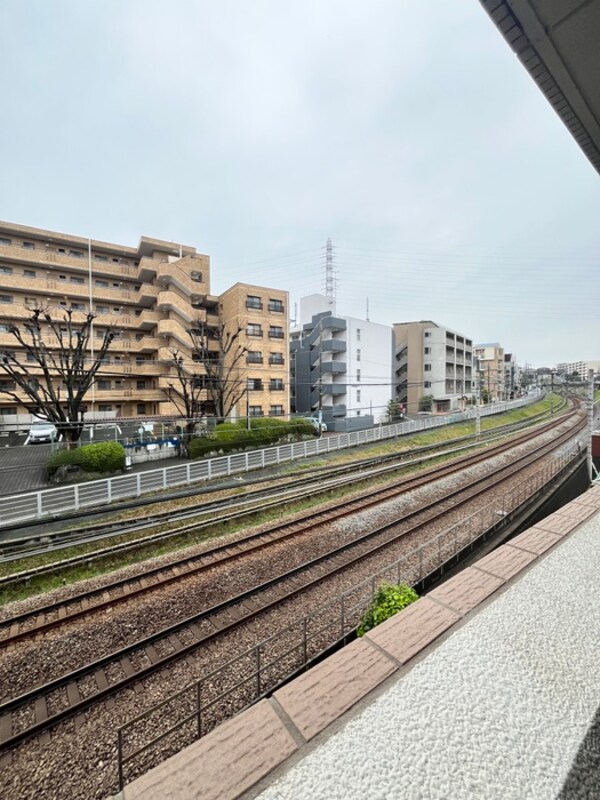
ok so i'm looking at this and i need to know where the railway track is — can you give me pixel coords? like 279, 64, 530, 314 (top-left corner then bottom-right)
0, 406, 570, 592
0, 410, 585, 754
0, 409, 579, 643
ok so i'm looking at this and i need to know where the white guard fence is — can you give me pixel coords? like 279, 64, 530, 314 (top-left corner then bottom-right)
0, 397, 539, 529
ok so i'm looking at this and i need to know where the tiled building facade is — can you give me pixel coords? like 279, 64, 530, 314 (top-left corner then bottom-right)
0, 221, 288, 423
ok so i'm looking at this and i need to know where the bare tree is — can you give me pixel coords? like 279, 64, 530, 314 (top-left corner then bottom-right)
164, 349, 205, 435
164, 319, 248, 428
0, 306, 117, 444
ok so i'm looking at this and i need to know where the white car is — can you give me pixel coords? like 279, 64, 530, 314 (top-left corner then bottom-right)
25, 420, 60, 444
304, 417, 327, 433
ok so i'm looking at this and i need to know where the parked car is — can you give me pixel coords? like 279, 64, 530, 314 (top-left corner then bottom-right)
302, 417, 328, 433
25, 420, 60, 444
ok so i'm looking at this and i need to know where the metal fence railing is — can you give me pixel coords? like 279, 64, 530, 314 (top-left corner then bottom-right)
0, 396, 539, 528
115, 439, 580, 789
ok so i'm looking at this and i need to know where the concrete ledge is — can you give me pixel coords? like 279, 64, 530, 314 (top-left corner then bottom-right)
122, 488, 600, 800
123, 700, 298, 800
274, 637, 397, 741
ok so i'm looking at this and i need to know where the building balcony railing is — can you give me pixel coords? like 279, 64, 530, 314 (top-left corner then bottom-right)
268, 302, 284, 313
268, 330, 285, 339
268, 356, 284, 366
246, 300, 263, 310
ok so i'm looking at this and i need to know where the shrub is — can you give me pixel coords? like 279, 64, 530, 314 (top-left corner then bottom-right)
187, 418, 316, 460
47, 441, 126, 477
357, 582, 418, 636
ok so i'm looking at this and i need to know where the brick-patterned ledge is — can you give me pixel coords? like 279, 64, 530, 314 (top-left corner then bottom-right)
121, 486, 600, 800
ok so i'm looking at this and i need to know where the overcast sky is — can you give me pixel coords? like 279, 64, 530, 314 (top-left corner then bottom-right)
0, 0, 598, 367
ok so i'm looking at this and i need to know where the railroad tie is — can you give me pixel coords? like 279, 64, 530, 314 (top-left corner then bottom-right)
0, 711, 12, 744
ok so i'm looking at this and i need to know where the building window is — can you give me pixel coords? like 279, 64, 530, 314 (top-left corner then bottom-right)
269, 353, 284, 365
269, 405, 284, 416
247, 378, 263, 391
356, 390, 361, 402
135, 333, 143, 341
268, 299, 284, 313
246, 295, 262, 310
95, 279, 109, 288
22, 241, 35, 250
424, 381, 431, 388
98, 404, 112, 412
58, 274, 67, 281
97, 380, 111, 390
69, 250, 83, 258
0, 295, 13, 304
0, 238, 11, 246
424, 347, 430, 354
356, 349, 361, 362
0, 323, 10, 332
268, 326, 284, 339
94, 254, 108, 262
0, 406, 17, 415
0, 380, 16, 392
137, 404, 147, 415
191, 271, 203, 283
71, 303, 85, 311
248, 405, 263, 417
247, 323, 263, 337
424, 364, 432, 372
70, 276, 85, 284
136, 380, 146, 390
96, 306, 109, 314
356, 328, 361, 341
424, 331, 431, 338
269, 378, 284, 391
24, 269, 36, 278
356, 369, 361, 382
0, 266, 12, 274
247, 351, 263, 364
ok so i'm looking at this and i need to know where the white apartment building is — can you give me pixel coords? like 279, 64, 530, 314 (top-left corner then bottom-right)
556, 360, 600, 380
291, 295, 393, 430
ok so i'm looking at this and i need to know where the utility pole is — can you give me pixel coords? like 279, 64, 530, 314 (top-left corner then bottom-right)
587, 369, 595, 482
476, 370, 481, 439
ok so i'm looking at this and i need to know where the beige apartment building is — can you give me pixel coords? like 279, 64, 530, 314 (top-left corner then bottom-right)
0, 221, 288, 422
393, 320, 473, 414
220, 283, 289, 420
474, 343, 505, 402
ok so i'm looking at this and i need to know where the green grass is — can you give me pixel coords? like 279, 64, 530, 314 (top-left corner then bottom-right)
0, 394, 564, 606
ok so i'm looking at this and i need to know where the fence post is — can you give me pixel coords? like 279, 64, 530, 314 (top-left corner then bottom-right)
197, 681, 202, 739
303, 617, 308, 665
136, 473, 141, 497
37, 491, 43, 519
117, 729, 124, 791
256, 646, 261, 698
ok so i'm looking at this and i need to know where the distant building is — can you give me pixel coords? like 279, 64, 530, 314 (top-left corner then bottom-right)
393, 321, 473, 414
474, 343, 505, 402
503, 353, 521, 399
290, 295, 393, 430
556, 360, 600, 380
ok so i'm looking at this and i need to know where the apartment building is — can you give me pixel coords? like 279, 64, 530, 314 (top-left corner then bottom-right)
474, 343, 505, 401
219, 283, 289, 420
291, 295, 393, 430
0, 221, 288, 423
393, 321, 473, 414
555, 360, 600, 380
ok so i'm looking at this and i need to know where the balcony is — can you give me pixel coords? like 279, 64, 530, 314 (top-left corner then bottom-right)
321, 339, 346, 354
0, 241, 137, 280
157, 317, 192, 348
269, 382, 285, 391
247, 355, 264, 365
156, 257, 206, 298
246, 299, 263, 311
268, 355, 284, 366
137, 283, 160, 307
268, 301, 284, 313
268, 329, 285, 340
156, 290, 195, 323
318, 362, 346, 376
